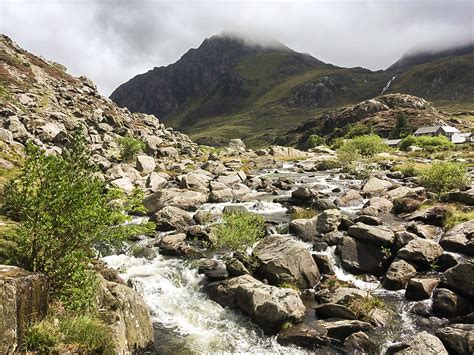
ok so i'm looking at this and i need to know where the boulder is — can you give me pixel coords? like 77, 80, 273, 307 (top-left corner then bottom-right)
96, 276, 153, 354
206, 275, 305, 333
316, 287, 369, 306
0, 266, 49, 354
252, 235, 320, 289
447, 188, 474, 206
387, 186, 425, 201
146, 172, 168, 192
397, 238, 443, 265
337, 236, 385, 276
314, 320, 373, 341
179, 171, 212, 192
354, 215, 383, 226
226, 258, 250, 277
289, 216, 318, 242
150, 206, 193, 231
362, 177, 393, 195
439, 221, 474, 256
291, 186, 313, 201
143, 188, 207, 213
316, 209, 342, 234
110, 177, 135, 194
158, 233, 200, 257
383, 258, 417, 290
312, 253, 335, 275
135, 155, 156, 174
335, 189, 364, 207
436, 324, 474, 355
394, 331, 448, 355
314, 303, 357, 320
0, 128, 13, 144
344, 331, 377, 355
277, 323, 329, 348
197, 259, 229, 281
407, 222, 441, 240
208, 188, 233, 203
440, 263, 474, 298
362, 197, 394, 214
432, 288, 471, 318
228, 138, 246, 150
348, 222, 395, 247
130, 246, 157, 260
405, 278, 439, 301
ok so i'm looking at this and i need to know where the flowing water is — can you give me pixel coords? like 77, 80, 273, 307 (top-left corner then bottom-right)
103, 164, 438, 354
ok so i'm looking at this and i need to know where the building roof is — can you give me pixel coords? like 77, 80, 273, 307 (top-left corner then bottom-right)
384, 139, 402, 146
414, 125, 460, 135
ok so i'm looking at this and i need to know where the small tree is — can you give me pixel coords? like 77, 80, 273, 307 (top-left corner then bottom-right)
2, 130, 130, 309
390, 113, 411, 138
419, 162, 470, 197
116, 134, 145, 162
306, 134, 326, 148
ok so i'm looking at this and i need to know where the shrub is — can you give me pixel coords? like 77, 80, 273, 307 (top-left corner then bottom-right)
306, 134, 326, 148
390, 113, 412, 138
336, 134, 389, 169
213, 211, 265, 251
2, 130, 134, 310
344, 123, 374, 139
23, 320, 61, 352
399, 135, 454, 152
393, 162, 419, 177
117, 134, 145, 162
419, 162, 470, 197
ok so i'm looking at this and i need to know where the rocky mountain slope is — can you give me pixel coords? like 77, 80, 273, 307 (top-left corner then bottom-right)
110, 35, 474, 147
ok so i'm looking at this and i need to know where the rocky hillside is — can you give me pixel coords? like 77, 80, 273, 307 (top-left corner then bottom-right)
110, 35, 473, 147
282, 93, 448, 147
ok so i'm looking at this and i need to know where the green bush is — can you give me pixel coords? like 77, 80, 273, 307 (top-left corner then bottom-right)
336, 134, 389, 168
344, 123, 374, 138
393, 162, 419, 177
2, 130, 135, 310
213, 211, 265, 251
23, 320, 61, 353
390, 113, 412, 138
117, 134, 145, 162
419, 162, 470, 197
306, 134, 326, 148
399, 135, 454, 152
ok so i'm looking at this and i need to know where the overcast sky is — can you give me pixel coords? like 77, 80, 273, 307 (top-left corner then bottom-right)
1, 0, 472, 95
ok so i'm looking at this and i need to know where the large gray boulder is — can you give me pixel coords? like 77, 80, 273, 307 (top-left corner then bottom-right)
348, 222, 395, 247
135, 155, 156, 174
397, 238, 443, 265
316, 209, 342, 234
252, 235, 320, 289
96, 276, 154, 353
440, 263, 474, 298
150, 206, 193, 231
179, 171, 212, 192
289, 216, 318, 242
405, 278, 439, 301
143, 188, 207, 213
337, 236, 385, 276
436, 324, 474, 355
362, 177, 393, 195
432, 288, 471, 318
206, 274, 305, 333
382, 258, 417, 290
439, 221, 474, 256
0, 266, 49, 354
394, 331, 448, 355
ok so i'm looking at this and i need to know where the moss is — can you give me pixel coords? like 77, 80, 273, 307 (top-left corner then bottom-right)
279, 281, 300, 291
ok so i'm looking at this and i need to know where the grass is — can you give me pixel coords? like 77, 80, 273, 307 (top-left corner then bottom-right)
443, 204, 474, 230
347, 293, 392, 321
279, 281, 300, 291
291, 208, 317, 220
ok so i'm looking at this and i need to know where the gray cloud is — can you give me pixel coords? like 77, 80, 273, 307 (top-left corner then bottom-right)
1, 0, 472, 95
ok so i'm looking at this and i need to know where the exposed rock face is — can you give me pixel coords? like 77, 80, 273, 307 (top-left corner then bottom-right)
436, 324, 474, 355
432, 288, 471, 318
0, 265, 49, 354
440, 263, 474, 298
397, 238, 443, 265
362, 177, 393, 195
277, 323, 329, 348
337, 235, 385, 276
289, 216, 318, 242
205, 274, 305, 333
394, 331, 448, 355
348, 222, 395, 247
439, 221, 474, 256
96, 276, 154, 354
252, 235, 320, 289
405, 278, 439, 300
383, 258, 417, 290
150, 206, 193, 231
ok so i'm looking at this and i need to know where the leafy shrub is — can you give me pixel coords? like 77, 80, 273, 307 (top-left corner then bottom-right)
117, 134, 145, 162
336, 134, 389, 169
344, 123, 374, 139
393, 162, 419, 177
399, 135, 454, 152
306, 134, 326, 148
213, 211, 265, 251
419, 162, 470, 197
390, 113, 412, 138
2, 130, 134, 310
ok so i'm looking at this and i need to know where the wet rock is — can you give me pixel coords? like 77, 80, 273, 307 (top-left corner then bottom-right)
405, 278, 439, 300
315, 319, 373, 341
344, 331, 377, 355
130, 246, 157, 260
397, 238, 443, 265
348, 222, 395, 247
432, 288, 471, 318
277, 323, 330, 348
354, 215, 383, 226
206, 274, 305, 333
96, 275, 154, 354
0, 266, 49, 354
337, 235, 385, 276
158, 233, 201, 257
197, 259, 229, 281
143, 188, 207, 213
226, 258, 250, 276
335, 189, 364, 207
312, 253, 335, 275
289, 216, 318, 242
222, 205, 247, 214
392, 197, 422, 214
150, 206, 193, 231
436, 324, 474, 355
316, 287, 369, 305
393, 331, 448, 355
253, 235, 320, 289
316, 209, 342, 234
440, 263, 474, 298
291, 186, 313, 201
362, 177, 393, 195
383, 258, 417, 290
135, 155, 156, 174
314, 303, 357, 320
436, 253, 458, 272
439, 221, 474, 256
